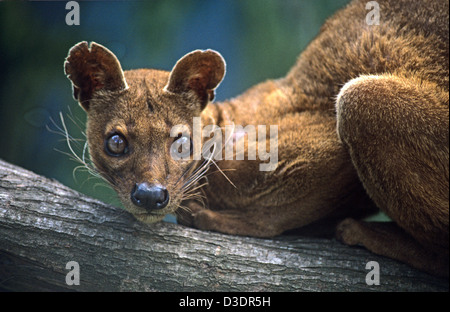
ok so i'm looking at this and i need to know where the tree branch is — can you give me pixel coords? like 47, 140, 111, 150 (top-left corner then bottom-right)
0, 159, 447, 291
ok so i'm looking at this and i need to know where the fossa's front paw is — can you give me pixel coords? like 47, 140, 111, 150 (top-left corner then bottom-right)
336, 218, 364, 246
176, 201, 206, 227
193, 209, 216, 231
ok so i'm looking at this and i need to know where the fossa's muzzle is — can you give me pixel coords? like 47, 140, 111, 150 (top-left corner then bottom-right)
130, 182, 169, 212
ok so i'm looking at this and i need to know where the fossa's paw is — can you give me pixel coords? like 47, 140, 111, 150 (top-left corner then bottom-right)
176, 201, 206, 227
336, 218, 364, 246
193, 209, 217, 231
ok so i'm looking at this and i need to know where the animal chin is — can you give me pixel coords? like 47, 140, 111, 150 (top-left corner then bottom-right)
133, 212, 166, 224
118, 200, 165, 223
119, 193, 181, 224
125, 201, 180, 224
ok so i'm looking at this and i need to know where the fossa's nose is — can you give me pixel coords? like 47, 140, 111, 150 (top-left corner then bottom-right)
130, 182, 169, 211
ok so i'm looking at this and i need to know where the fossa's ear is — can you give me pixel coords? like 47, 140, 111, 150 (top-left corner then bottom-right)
64, 41, 128, 111
165, 49, 226, 112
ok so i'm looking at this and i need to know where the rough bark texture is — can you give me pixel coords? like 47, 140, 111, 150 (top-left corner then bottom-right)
0, 159, 447, 292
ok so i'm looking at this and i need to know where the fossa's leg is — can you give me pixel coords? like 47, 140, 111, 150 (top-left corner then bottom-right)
335, 74, 449, 277
181, 112, 371, 237
176, 201, 277, 237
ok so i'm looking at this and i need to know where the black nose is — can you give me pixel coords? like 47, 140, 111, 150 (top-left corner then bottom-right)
130, 183, 169, 211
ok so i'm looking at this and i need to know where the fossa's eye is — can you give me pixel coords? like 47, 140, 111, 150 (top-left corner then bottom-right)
105, 133, 129, 156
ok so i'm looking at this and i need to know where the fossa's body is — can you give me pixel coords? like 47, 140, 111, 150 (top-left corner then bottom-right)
65, 0, 449, 277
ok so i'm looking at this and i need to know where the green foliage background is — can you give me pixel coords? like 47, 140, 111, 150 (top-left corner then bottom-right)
0, 0, 350, 216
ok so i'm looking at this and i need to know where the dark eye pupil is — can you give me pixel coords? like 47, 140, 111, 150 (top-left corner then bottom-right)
106, 134, 128, 156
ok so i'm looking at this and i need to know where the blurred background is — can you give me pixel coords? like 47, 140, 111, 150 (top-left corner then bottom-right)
0, 0, 350, 218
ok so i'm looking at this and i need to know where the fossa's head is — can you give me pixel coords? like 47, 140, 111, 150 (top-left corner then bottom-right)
64, 41, 225, 223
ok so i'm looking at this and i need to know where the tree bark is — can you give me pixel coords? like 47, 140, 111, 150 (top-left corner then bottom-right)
0, 158, 447, 292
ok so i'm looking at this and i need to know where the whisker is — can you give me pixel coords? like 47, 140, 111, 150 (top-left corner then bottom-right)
210, 158, 237, 189
173, 125, 238, 214
179, 139, 237, 209
181, 193, 207, 202
47, 117, 81, 145
183, 157, 210, 182
203, 168, 236, 178
182, 168, 207, 190
51, 112, 122, 188
174, 160, 198, 188
65, 106, 86, 134
183, 163, 208, 185
183, 181, 209, 194
59, 112, 86, 166
176, 204, 193, 213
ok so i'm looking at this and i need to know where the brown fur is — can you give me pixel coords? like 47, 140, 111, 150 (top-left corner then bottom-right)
65, 0, 449, 277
